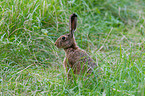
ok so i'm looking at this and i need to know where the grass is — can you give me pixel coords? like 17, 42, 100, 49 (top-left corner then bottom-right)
0, 0, 145, 95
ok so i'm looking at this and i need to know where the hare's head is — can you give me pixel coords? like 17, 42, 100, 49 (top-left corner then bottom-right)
55, 13, 77, 49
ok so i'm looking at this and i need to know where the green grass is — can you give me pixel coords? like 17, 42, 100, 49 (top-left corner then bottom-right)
0, 0, 145, 95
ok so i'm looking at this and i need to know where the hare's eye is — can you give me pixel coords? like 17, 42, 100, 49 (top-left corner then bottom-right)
62, 37, 65, 40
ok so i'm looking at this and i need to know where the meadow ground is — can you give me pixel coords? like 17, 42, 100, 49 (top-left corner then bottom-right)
0, 0, 145, 95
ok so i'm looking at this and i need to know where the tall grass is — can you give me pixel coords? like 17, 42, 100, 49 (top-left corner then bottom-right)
0, 0, 145, 95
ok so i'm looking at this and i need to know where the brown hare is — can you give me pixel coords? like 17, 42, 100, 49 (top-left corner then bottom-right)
55, 13, 101, 79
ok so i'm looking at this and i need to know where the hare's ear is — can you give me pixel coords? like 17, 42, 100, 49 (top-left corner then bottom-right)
69, 13, 77, 37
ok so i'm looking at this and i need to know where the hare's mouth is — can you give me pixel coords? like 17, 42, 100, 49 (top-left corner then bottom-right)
54, 42, 59, 48
54, 43, 60, 48
55, 45, 61, 48
54, 42, 62, 48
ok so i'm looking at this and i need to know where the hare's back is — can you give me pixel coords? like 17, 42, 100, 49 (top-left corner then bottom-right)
68, 48, 97, 68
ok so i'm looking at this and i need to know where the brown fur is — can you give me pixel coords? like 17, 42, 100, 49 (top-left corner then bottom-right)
54, 13, 100, 78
